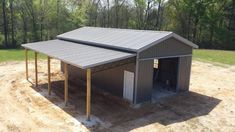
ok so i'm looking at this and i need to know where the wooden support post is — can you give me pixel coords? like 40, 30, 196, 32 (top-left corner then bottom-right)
86, 69, 91, 121
48, 56, 51, 95
25, 49, 28, 80
64, 63, 68, 105
35, 52, 38, 87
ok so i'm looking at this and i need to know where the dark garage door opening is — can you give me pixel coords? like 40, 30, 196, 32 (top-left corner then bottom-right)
152, 57, 179, 101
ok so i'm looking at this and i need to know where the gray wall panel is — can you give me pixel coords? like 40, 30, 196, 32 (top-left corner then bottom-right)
139, 38, 193, 59
93, 63, 135, 97
135, 60, 154, 103
177, 56, 192, 91
65, 61, 136, 97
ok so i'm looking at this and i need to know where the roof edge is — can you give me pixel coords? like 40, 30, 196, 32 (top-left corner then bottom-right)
137, 32, 174, 52
57, 36, 138, 53
22, 39, 136, 69
172, 33, 199, 49
137, 32, 198, 52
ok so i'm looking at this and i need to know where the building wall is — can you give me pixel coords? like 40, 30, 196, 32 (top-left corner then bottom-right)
64, 59, 136, 97
134, 60, 154, 104
134, 37, 193, 104
139, 37, 192, 59
177, 56, 192, 91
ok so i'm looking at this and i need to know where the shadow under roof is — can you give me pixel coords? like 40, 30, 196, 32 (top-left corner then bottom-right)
22, 40, 136, 69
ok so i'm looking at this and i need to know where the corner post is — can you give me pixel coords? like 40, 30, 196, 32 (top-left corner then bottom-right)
64, 63, 68, 105
48, 56, 51, 95
35, 52, 38, 87
86, 69, 91, 121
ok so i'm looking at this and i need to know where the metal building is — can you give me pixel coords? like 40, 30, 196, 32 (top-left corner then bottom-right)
22, 27, 198, 120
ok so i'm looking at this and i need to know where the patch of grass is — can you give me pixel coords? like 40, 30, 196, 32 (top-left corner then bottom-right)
0, 49, 235, 66
193, 49, 235, 65
0, 49, 46, 63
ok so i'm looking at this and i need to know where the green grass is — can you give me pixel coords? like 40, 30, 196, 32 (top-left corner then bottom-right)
0, 49, 46, 63
0, 49, 235, 66
193, 49, 235, 65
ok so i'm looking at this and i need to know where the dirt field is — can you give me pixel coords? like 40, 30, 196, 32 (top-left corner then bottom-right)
0, 60, 235, 132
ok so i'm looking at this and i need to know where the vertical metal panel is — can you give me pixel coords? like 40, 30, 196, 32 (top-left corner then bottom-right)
93, 63, 135, 97
139, 38, 193, 59
135, 60, 154, 104
177, 56, 192, 91
66, 61, 135, 97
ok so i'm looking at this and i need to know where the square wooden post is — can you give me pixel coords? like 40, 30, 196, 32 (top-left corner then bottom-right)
25, 49, 28, 80
48, 56, 51, 95
35, 52, 38, 87
64, 63, 68, 105
86, 69, 91, 121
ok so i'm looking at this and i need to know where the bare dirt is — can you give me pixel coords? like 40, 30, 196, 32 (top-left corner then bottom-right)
0, 60, 235, 132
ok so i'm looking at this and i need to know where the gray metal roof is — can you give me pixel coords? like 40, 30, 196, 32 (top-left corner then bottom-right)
22, 40, 136, 69
57, 27, 198, 52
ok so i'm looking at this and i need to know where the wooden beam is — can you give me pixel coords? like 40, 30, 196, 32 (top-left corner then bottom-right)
48, 56, 51, 95
86, 69, 91, 121
35, 52, 38, 87
64, 63, 68, 105
25, 49, 28, 80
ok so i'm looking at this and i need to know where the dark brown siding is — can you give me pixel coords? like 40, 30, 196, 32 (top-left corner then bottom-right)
177, 56, 192, 91
135, 60, 154, 103
139, 37, 193, 59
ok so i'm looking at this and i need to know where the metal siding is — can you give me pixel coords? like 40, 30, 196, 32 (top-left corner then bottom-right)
66, 61, 136, 97
135, 60, 154, 103
139, 38, 193, 59
22, 39, 135, 69
93, 63, 135, 97
177, 56, 192, 91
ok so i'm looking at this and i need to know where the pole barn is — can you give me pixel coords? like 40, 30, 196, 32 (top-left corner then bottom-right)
22, 27, 198, 120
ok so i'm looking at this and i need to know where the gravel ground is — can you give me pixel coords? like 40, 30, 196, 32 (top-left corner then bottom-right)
0, 60, 234, 132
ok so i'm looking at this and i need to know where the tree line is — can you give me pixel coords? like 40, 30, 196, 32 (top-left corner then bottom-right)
1, 0, 235, 50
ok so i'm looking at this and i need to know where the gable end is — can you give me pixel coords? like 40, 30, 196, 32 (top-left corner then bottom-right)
139, 37, 193, 59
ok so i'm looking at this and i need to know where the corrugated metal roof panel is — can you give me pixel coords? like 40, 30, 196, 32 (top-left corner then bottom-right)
57, 27, 198, 52
22, 40, 136, 69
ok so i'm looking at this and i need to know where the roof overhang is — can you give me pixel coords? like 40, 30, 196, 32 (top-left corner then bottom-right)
22, 40, 136, 69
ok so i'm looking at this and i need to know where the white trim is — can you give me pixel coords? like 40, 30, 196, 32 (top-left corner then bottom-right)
123, 71, 134, 102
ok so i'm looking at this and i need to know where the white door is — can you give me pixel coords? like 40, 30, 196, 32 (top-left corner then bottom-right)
123, 70, 134, 102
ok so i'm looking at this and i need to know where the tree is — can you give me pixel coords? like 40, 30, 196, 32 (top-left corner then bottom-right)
2, 0, 8, 48
0, 0, 234, 50
10, 0, 16, 47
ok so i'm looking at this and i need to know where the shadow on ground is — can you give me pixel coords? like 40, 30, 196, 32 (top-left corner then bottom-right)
30, 80, 221, 131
